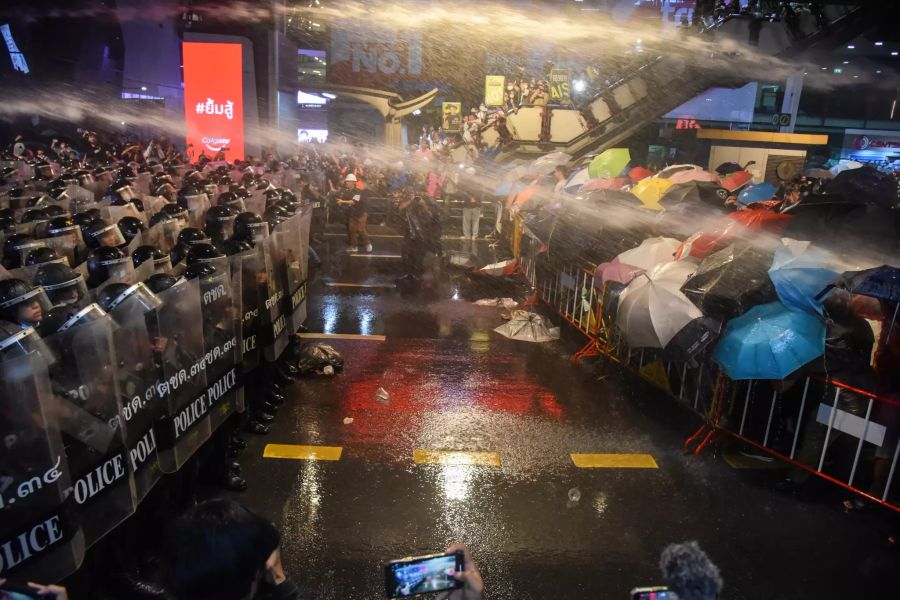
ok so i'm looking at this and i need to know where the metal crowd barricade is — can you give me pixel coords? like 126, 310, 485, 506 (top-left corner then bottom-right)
506, 235, 900, 513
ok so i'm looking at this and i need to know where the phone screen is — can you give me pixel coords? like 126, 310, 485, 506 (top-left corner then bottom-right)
630, 587, 672, 600
384, 552, 463, 598
0, 587, 41, 600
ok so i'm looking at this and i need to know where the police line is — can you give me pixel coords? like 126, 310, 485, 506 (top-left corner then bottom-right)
0, 202, 312, 583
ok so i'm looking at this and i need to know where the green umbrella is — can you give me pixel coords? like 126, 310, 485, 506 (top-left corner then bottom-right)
588, 148, 630, 179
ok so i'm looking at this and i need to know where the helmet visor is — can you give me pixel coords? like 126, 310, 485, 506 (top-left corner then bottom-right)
0, 286, 53, 326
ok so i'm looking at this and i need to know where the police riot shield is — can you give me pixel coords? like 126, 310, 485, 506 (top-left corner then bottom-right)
231, 249, 263, 373
261, 230, 289, 361
246, 190, 266, 216
43, 304, 138, 548
65, 184, 96, 209
196, 269, 242, 431
153, 278, 212, 472
275, 209, 312, 334
142, 195, 170, 219
183, 193, 210, 229
0, 342, 86, 582
103, 203, 148, 228
133, 172, 152, 196
143, 217, 186, 254
104, 283, 166, 503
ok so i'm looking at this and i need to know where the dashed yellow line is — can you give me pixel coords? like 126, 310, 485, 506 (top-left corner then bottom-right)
413, 450, 501, 467
570, 453, 658, 469
297, 333, 386, 341
263, 444, 343, 461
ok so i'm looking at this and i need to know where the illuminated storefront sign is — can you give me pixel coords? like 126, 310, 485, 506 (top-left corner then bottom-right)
182, 42, 244, 162
843, 129, 900, 161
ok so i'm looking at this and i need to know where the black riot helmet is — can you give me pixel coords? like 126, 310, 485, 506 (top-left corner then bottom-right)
256, 177, 273, 191
216, 191, 245, 212
232, 212, 267, 244
132, 245, 168, 269
204, 205, 239, 242
85, 218, 127, 249
153, 182, 177, 201
20, 208, 50, 225
230, 185, 251, 200
25, 195, 50, 209
183, 262, 217, 281
24, 246, 62, 267
185, 242, 224, 267
43, 205, 67, 218
160, 202, 190, 221
3, 234, 34, 268
144, 273, 180, 294
281, 188, 298, 204
86, 246, 131, 288
0, 278, 51, 326
177, 227, 208, 246
45, 216, 79, 238
48, 186, 71, 203
221, 239, 253, 256
264, 188, 282, 204
263, 205, 289, 232
33, 262, 88, 307
275, 198, 299, 216
0, 216, 15, 233
0, 207, 14, 220
176, 186, 203, 208
117, 216, 146, 245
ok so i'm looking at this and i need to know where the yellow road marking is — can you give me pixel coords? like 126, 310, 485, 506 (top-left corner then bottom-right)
413, 450, 501, 467
297, 333, 386, 341
263, 444, 343, 461
570, 453, 658, 469
349, 254, 403, 259
723, 452, 783, 470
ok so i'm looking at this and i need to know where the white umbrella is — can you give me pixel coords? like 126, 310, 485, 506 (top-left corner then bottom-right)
829, 159, 863, 176
530, 151, 571, 175
617, 261, 702, 348
656, 164, 704, 179
494, 311, 560, 343
565, 167, 591, 191
503, 164, 530, 181
615, 237, 682, 271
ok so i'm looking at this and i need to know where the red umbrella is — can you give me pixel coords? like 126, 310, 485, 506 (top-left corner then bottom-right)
628, 166, 653, 182
720, 170, 754, 192
581, 177, 628, 192
675, 209, 793, 260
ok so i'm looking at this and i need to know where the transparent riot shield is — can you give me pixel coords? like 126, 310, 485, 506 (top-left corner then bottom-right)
275, 209, 312, 333
0, 349, 86, 582
246, 190, 266, 216
65, 184, 96, 209
133, 172, 152, 196
143, 218, 185, 254
183, 193, 210, 229
261, 231, 289, 361
153, 278, 212, 472
39, 231, 83, 269
231, 249, 263, 373
43, 305, 137, 548
104, 283, 166, 503
142, 196, 170, 218
196, 270, 242, 432
104, 203, 148, 228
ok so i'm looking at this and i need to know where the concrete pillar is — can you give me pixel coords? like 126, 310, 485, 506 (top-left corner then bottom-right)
780, 73, 804, 134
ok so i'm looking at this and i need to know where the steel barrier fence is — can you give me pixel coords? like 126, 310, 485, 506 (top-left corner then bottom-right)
508, 214, 900, 513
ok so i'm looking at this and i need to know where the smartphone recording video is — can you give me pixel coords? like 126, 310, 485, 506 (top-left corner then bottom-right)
384, 551, 463, 598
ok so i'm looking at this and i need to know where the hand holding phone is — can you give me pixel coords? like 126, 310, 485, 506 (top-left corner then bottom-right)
435, 544, 483, 600
385, 551, 463, 599
630, 586, 671, 600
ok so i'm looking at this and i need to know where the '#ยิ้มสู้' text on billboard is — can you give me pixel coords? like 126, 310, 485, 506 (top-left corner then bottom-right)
182, 42, 244, 162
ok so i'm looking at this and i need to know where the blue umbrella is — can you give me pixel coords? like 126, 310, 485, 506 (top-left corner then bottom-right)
768, 239, 842, 315
737, 182, 777, 205
713, 302, 825, 380
849, 265, 900, 302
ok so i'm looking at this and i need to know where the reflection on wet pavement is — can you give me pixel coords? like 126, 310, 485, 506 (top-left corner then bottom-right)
237, 235, 900, 600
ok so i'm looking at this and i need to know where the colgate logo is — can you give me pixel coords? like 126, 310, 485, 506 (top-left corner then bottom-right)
855, 136, 872, 150
202, 136, 231, 152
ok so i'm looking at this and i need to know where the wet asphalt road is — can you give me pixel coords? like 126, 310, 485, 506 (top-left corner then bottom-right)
236, 231, 900, 600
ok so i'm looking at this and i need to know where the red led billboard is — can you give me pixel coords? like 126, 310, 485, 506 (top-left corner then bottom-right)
182, 42, 244, 162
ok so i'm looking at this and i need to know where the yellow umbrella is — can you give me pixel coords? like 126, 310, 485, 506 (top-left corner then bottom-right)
631, 177, 672, 211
